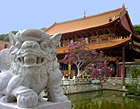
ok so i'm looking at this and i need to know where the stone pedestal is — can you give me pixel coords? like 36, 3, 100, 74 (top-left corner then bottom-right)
0, 99, 71, 109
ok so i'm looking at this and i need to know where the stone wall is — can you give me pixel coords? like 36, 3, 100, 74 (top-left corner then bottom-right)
103, 77, 123, 90
61, 77, 123, 94
62, 83, 101, 94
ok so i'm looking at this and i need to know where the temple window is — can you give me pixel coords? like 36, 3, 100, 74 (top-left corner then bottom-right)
4, 44, 8, 48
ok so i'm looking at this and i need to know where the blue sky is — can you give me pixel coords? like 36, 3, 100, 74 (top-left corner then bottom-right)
0, 0, 140, 34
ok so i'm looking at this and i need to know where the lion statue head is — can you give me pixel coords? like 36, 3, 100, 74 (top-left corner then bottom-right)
9, 29, 61, 76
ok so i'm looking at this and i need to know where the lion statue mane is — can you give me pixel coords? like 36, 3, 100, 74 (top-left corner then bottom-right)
0, 29, 68, 108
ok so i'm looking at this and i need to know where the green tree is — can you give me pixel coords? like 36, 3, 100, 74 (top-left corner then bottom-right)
40, 27, 47, 30
4, 36, 9, 42
11, 31, 18, 35
133, 25, 140, 35
126, 65, 140, 96
0, 34, 6, 40
0, 31, 18, 42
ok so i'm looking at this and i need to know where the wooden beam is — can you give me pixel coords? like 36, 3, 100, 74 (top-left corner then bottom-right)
73, 34, 77, 39
68, 33, 74, 39
102, 28, 108, 34
90, 31, 96, 36
62, 34, 68, 40
86, 30, 92, 36
77, 31, 84, 38
83, 31, 89, 37
95, 30, 99, 35
107, 28, 111, 33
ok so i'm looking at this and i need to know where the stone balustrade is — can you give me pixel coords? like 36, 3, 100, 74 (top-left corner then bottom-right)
61, 77, 128, 94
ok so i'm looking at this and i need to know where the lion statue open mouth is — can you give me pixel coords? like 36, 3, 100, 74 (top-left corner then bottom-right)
17, 53, 45, 67
0, 29, 68, 108
15, 40, 47, 67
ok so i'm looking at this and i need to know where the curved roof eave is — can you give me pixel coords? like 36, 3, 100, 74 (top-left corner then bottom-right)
56, 38, 131, 54
131, 45, 140, 53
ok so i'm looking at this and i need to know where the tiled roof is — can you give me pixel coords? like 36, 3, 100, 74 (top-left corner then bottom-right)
56, 38, 130, 54
45, 7, 124, 35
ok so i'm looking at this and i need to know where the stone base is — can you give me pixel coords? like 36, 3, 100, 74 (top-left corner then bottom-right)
0, 99, 71, 109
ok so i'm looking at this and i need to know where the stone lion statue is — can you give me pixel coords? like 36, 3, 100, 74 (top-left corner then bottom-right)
0, 29, 68, 108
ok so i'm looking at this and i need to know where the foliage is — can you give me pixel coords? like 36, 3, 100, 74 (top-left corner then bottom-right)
133, 25, 140, 35
63, 40, 113, 81
129, 65, 140, 78
4, 36, 9, 41
86, 62, 113, 81
40, 27, 47, 30
0, 31, 18, 42
11, 31, 18, 35
0, 34, 7, 41
126, 82, 140, 96
126, 65, 140, 96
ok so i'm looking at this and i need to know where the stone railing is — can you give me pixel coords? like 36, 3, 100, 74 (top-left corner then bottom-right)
61, 77, 124, 86
61, 77, 101, 86
61, 77, 102, 94
61, 77, 127, 94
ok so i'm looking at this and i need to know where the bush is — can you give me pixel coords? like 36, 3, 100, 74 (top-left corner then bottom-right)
127, 81, 140, 96
126, 65, 140, 96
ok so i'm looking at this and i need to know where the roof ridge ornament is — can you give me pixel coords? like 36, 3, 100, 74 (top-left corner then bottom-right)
122, 3, 125, 8
112, 4, 125, 20
84, 10, 86, 18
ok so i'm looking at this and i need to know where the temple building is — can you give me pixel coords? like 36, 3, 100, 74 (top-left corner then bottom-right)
46, 5, 139, 79
45, 5, 140, 79
0, 40, 11, 51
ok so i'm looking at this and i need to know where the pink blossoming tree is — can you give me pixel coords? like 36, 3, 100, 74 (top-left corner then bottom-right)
63, 40, 113, 81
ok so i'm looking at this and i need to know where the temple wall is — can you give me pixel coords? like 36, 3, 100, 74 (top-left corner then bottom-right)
0, 40, 11, 50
